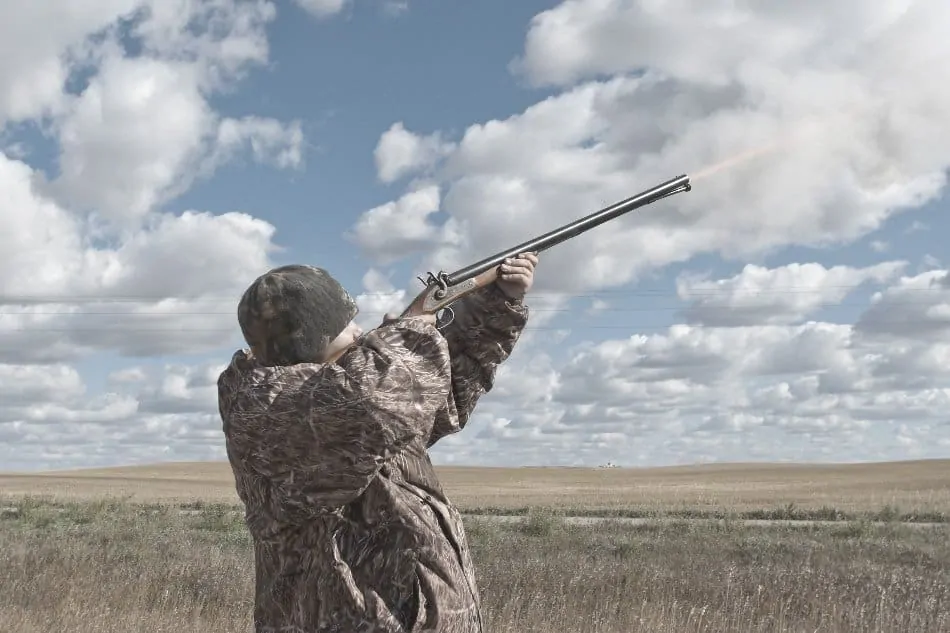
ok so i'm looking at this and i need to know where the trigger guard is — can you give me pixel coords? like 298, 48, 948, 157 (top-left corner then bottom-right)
436, 306, 455, 330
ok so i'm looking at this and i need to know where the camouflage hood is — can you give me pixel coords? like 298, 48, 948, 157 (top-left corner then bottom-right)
237, 264, 358, 366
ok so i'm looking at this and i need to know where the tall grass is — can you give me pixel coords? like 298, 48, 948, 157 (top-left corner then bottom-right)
2, 498, 948, 632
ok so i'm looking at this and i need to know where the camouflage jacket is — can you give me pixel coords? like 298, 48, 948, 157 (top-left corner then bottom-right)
218, 285, 528, 633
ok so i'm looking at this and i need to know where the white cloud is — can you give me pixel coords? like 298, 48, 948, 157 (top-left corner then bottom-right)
0, 154, 86, 299
511, 0, 928, 89
46, 1, 302, 224
0, 0, 140, 124
293, 0, 349, 19
374, 122, 455, 184
131, 0, 276, 85
0, 0, 299, 364
0, 364, 86, 406
355, 0, 950, 302
0, 153, 276, 360
52, 55, 218, 222
381, 1, 409, 17
292, 0, 411, 21
0, 362, 227, 470
2, 264, 946, 470
677, 261, 906, 326
432, 267, 950, 467
0, 363, 138, 435
109, 367, 148, 383
352, 1, 950, 468
21, 394, 139, 425
105, 209, 276, 300
348, 185, 444, 264
215, 116, 305, 170
4, 0, 950, 471
137, 363, 223, 414
353, 269, 409, 331
856, 269, 950, 341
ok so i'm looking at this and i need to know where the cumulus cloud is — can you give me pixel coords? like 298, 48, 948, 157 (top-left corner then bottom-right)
352, 269, 409, 331
0, 0, 140, 124
5, 0, 950, 471
3, 264, 947, 471
355, 0, 950, 300
351, 0, 950, 467
0, 298, 244, 362
510, 0, 932, 90
677, 261, 906, 326
46, 1, 302, 224
0, 0, 340, 471
374, 122, 455, 184
380, 1, 409, 17
293, 0, 409, 20
856, 269, 950, 341
214, 116, 305, 170
0, 363, 139, 435
293, 0, 349, 19
52, 55, 218, 221
0, 153, 276, 360
348, 185, 447, 264
0, 0, 298, 364
137, 363, 223, 414
109, 367, 148, 383
0, 361, 228, 470
432, 267, 950, 467
0, 364, 86, 406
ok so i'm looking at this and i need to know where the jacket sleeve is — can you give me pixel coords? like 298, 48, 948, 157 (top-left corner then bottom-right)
259, 318, 455, 515
429, 283, 529, 445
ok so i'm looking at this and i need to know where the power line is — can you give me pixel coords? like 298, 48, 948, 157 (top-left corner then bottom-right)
2, 318, 946, 333
0, 281, 946, 304
0, 298, 944, 316
0, 285, 945, 332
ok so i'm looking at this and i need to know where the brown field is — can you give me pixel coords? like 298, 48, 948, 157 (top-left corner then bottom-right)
2, 460, 949, 632
2, 458, 949, 518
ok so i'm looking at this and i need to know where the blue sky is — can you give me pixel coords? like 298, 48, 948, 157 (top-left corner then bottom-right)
178, 0, 558, 283
1, 0, 948, 471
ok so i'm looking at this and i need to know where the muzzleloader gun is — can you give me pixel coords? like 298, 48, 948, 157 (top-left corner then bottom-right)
401, 174, 691, 318
326, 174, 691, 362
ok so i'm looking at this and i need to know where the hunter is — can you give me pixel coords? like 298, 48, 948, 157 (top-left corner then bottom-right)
217, 253, 538, 633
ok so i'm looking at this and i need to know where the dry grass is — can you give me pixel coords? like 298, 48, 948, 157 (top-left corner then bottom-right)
2, 461, 949, 631
2, 459, 949, 518
1, 497, 948, 633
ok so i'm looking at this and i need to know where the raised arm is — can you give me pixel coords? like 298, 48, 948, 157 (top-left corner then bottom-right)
429, 254, 536, 445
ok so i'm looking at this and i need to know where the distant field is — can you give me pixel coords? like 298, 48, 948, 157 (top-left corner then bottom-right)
2, 459, 949, 520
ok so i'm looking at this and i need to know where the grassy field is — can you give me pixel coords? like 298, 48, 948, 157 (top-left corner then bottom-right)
1, 460, 949, 631
1, 497, 948, 633
2, 459, 949, 519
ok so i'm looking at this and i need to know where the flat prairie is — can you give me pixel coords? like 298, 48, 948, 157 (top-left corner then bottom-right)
2, 459, 949, 517
2, 459, 949, 632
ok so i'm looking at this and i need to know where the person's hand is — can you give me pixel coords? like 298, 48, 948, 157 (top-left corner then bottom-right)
496, 252, 539, 300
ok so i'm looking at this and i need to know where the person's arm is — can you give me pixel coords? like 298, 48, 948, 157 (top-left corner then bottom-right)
227, 317, 455, 516
429, 282, 529, 445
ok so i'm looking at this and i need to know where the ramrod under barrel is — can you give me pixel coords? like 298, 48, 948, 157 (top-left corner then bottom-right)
443, 174, 691, 287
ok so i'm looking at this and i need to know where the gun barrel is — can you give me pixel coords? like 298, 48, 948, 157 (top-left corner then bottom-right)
444, 174, 691, 286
